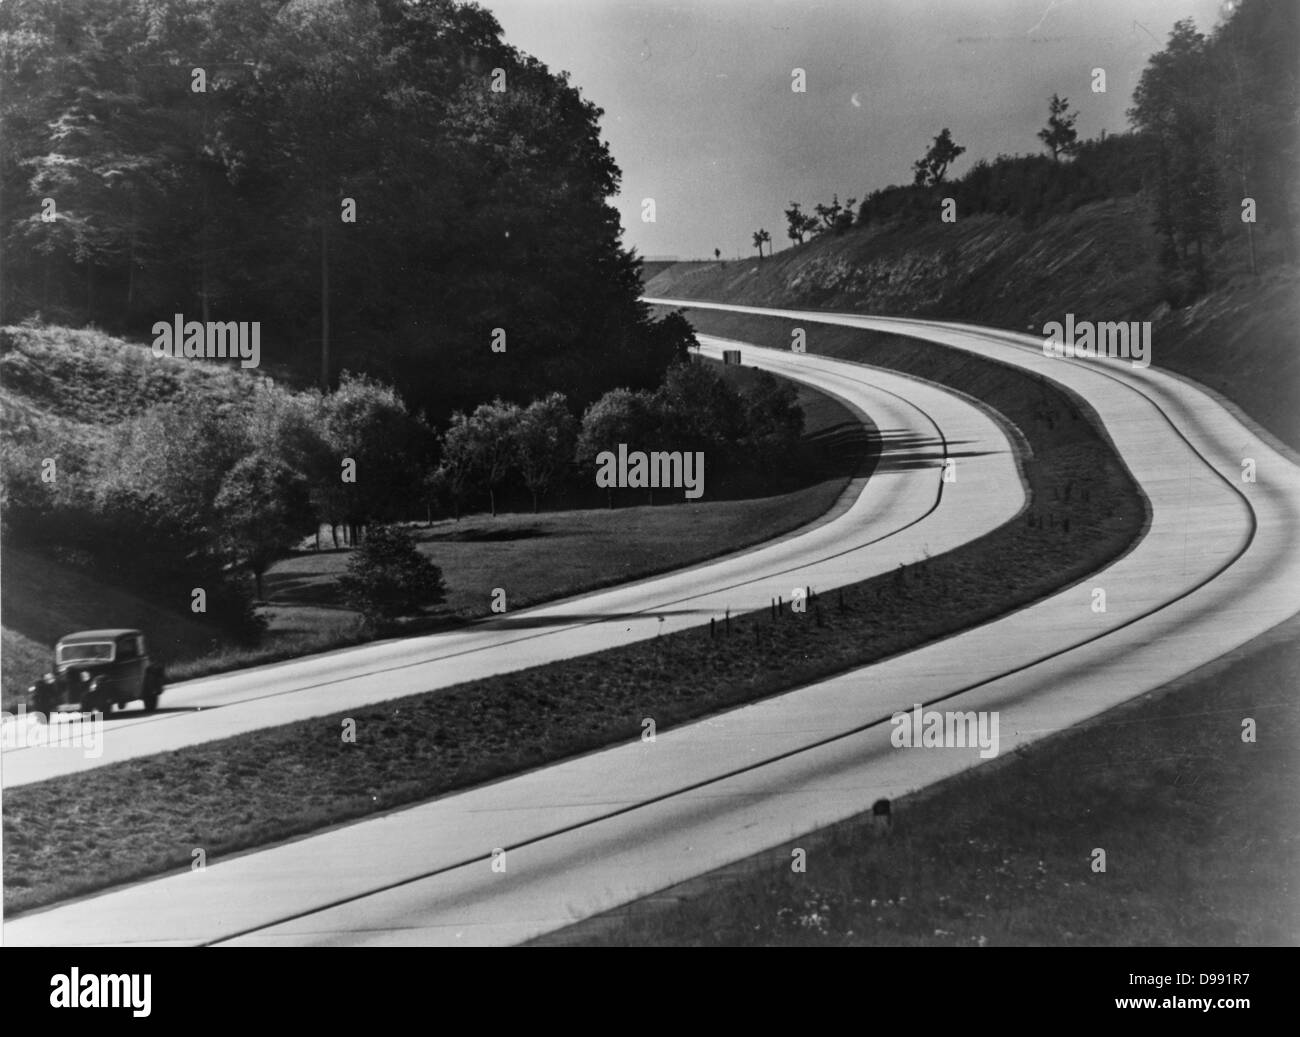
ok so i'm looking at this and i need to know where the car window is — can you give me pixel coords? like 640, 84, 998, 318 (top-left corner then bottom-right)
57, 642, 114, 664
117, 636, 138, 660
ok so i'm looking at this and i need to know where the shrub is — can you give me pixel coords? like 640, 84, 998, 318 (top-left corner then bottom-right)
337, 525, 446, 622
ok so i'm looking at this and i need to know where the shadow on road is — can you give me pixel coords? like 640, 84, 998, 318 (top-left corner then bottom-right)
869, 427, 991, 474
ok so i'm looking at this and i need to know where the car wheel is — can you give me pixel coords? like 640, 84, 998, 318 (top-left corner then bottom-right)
143, 675, 160, 713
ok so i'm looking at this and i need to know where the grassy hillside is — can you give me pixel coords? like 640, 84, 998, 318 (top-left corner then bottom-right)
645, 202, 1300, 451
0, 323, 259, 430
639, 259, 717, 283
647, 200, 1163, 325
0, 323, 262, 507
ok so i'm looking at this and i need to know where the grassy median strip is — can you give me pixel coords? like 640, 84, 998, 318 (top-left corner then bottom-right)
542, 617, 1300, 947
3, 321, 1147, 915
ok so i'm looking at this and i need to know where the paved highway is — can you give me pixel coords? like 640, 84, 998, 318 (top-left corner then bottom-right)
1, 338, 1022, 785
8, 302, 1295, 947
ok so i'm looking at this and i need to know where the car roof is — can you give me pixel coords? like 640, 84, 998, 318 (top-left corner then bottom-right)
58, 629, 142, 643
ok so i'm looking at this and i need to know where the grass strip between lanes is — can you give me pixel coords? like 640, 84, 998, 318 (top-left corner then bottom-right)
3, 317, 1148, 915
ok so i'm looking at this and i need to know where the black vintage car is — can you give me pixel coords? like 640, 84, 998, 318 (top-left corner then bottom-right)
28, 629, 165, 719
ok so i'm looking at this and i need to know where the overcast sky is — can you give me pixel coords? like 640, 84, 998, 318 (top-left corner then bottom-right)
487, 0, 1226, 259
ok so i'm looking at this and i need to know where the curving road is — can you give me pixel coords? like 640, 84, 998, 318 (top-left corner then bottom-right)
7, 301, 1297, 947
1, 340, 1023, 785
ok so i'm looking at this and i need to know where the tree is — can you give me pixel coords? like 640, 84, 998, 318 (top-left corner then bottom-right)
654, 360, 746, 457
242, 378, 333, 548
428, 455, 473, 521
1129, 19, 1222, 296
513, 392, 577, 512
912, 128, 966, 186
214, 451, 313, 599
751, 229, 767, 257
835, 198, 857, 233
713, 247, 721, 261
439, 399, 521, 517
808, 194, 856, 234
1038, 94, 1080, 162
576, 387, 660, 506
316, 372, 435, 542
813, 195, 842, 231
93, 392, 252, 559
1207, 0, 1299, 271
785, 202, 811, 244
742, 370, 805, 451
251, 0, 388, 391
337, 524, 445, 623
637, 309, 697, 375
89, 390, 258, 632
440, 411, 481, 518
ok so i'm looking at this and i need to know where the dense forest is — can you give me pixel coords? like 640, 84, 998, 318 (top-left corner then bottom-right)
0, 0, 689, 417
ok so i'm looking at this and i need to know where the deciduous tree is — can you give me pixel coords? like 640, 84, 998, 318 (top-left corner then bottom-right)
912, 127, 966, 186
1038, 93, 1080, 162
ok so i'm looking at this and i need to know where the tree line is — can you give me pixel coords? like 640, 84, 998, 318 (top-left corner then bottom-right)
432, 345, 807, 518
1127, 3, 1297, 298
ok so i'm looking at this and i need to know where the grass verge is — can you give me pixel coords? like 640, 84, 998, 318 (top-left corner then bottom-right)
534, 615, 1300, 946
3, 318, 1147, 915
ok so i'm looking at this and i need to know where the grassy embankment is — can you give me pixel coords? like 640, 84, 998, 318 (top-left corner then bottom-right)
3, 317, 1147, 915
646, 197, 1300, 451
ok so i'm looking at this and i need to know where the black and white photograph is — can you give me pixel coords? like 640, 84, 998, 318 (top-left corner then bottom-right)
0, 0, 1296, 990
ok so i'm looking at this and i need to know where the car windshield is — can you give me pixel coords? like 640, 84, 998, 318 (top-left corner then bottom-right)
56, 642, 115, 664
